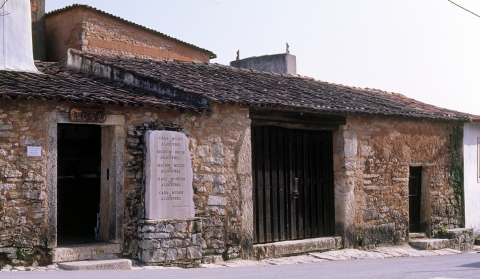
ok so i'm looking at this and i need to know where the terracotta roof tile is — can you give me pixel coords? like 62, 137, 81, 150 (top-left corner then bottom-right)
0, 62, 203, 111
72, 50, 480, 122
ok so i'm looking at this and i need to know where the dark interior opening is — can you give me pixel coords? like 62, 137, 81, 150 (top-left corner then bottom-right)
409, 166, 422, 233
57, 124, 101, 245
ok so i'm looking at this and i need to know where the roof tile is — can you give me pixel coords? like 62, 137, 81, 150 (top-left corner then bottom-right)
0, 62, 203, 112
70, 50, 479, 122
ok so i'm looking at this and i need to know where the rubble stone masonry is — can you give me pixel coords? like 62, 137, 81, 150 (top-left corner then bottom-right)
0, 99, 49, 265
334, 115, 463, 248
0, 98, 251, 265
123, 103, 251, 261
0, 97, 465, 266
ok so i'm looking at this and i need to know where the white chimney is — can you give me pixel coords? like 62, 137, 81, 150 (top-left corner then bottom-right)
0, 0, 39, 72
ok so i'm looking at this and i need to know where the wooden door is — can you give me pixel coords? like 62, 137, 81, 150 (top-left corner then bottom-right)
252, 126, 335, 244
409, 167, 422, 233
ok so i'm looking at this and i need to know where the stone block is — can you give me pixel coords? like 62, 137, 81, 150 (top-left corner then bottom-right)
0, 167, 22, 178
208, 195, 227, 206
196, 145, 209, 157
139, 240, 161, 250
165, 224, 174, 232
142, 232, 169, 239
214, 175, 226, 185
194, 174, 214, 183
177, 247, 187, 259
253, 237, 338, 259
409, 239, 450, 250
174, 222, 187, 232
205, 206, 226, 215
141, 249, 167, 263
194, 220, 202, 232
144, 130, 194, 220
170, 231, 186, 238
212, 144, 224, 158
166, 248, 178, 261
58, 259, 131, 270
213, 185, 226, 194
186, 246, 202, 259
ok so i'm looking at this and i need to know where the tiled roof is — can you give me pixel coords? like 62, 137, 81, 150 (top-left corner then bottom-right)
71, 50, 480, 122
0, 63, 202, 111
46, 4, 216, 59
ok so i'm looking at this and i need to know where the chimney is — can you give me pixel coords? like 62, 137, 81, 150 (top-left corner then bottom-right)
30, 0, 46, 61
230, 53, 296, 75
0, 0, 39, 72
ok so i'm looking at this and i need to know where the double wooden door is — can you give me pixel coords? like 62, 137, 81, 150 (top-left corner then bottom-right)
252, 126, 335, 244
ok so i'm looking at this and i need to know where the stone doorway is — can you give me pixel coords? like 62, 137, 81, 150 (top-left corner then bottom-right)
57, 124, 101, 245
46, 112, 125, 249
409, 166, 422, 233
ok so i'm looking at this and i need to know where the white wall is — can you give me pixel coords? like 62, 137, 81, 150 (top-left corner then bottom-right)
464, 123, 480, 238
0, 0, 38, 72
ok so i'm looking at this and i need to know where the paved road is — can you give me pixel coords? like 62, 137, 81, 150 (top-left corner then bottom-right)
1, 252, 479, 279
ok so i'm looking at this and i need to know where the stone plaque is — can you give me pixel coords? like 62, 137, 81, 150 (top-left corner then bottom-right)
145, 130, 194, 219
69, 108, 106, 123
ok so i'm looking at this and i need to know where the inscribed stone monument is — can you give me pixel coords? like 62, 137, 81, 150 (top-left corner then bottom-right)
145, 130, 194, 219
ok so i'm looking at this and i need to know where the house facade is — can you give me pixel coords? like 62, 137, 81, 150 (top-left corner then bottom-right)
463, 123, 480, 239
0, 0, 477, 267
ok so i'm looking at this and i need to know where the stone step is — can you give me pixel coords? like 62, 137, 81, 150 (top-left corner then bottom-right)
51, 243, 122, 263
58, 259, 132, 270
253, 236, 342, 260
409, 232, 427, 239
409, 239, 450, 250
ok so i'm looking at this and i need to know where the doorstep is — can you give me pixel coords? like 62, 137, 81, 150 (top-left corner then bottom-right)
58, 259, 132, 270
409, 239, 450, 250
51, 242, 122, 263
253, 236, 342, 260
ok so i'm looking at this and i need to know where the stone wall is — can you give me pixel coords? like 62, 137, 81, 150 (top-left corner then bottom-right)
0, 98, 251, 266
334, 115, 463, 248
0, 97, 466, 266
447, 228, 474, 251
138, 219, 203, 267
0, 99, 50, 266
122, 103, 251, 261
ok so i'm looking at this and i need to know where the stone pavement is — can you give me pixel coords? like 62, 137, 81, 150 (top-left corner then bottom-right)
1, 245, 479, 272
200, 245, 480, 269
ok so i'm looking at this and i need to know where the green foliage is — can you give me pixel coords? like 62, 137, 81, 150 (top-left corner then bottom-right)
448, 124, 464, 226
16, 248, 25, 261
438, 224, 448, 236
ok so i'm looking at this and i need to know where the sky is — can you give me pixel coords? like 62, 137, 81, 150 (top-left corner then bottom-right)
45, 1, 480, 115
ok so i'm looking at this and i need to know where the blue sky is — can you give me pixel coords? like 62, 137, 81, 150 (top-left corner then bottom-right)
46, 1, 480, 115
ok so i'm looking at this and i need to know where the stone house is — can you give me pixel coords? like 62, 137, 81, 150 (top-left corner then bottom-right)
0, 0, 478, 267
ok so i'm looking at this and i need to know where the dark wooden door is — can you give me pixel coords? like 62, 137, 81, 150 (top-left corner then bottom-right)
252, 126, 335, 244
409, 167, 422, 233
